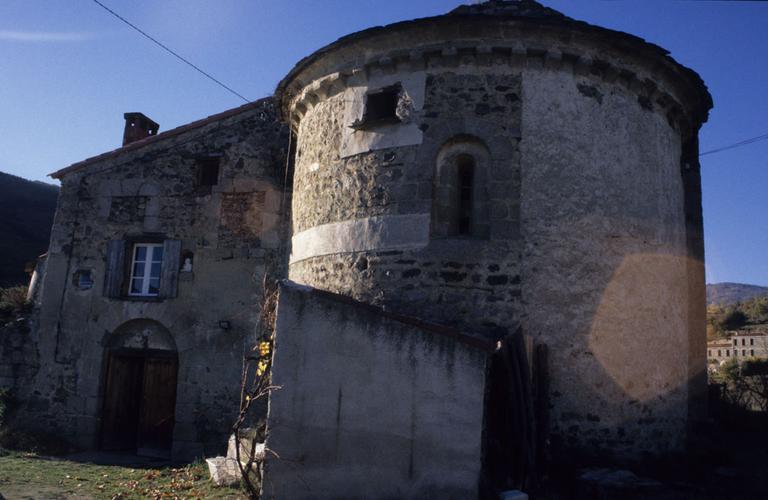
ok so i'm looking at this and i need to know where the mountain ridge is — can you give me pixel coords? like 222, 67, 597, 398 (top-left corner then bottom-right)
0, 171, 59, 287
707, 282, 768, 306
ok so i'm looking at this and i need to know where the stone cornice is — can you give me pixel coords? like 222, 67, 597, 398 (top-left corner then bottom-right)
285, 41, 699, 138
277, 13, 712, 139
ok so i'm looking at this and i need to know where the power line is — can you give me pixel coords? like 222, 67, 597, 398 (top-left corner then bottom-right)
700, 132, 768, 157
91, 0, 250, 103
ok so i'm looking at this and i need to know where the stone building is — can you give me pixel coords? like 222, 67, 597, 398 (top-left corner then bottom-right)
708, 328, 768, 372
15, 99, 288, 458
6, 0, 712, 481
707, 338, 733, 372
277, 0, 710, 459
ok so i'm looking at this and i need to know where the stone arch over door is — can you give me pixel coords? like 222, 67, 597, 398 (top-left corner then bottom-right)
101, 319, 178, 457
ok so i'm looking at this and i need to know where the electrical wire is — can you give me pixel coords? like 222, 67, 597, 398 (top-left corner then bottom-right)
700, 132, 768, 157
91, 2, 768, 159
91, 0, 250, 103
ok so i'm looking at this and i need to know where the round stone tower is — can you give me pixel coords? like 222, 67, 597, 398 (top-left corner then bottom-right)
278, 0, 711, 457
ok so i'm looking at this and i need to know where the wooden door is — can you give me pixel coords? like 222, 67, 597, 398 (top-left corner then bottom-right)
137, 356, 178, 456
101, 354, 144, 450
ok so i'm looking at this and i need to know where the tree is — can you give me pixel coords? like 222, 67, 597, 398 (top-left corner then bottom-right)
719, 308, 748, 331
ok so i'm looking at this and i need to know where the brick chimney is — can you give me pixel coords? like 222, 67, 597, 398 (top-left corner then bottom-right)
122, 112, 159, 146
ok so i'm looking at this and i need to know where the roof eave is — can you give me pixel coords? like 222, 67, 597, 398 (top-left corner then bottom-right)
50, 97, 273, 180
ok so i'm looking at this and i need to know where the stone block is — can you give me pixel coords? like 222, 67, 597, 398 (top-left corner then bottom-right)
206, 457, 241, 486
227, 430, 265, 462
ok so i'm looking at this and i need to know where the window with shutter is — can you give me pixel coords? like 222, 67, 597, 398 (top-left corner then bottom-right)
104, 238, 181, 300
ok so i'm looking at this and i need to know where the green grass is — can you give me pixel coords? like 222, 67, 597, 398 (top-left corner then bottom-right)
0, 449, 247, 499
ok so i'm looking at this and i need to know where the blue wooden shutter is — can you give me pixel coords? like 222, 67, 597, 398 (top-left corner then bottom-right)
160, 239, 181, 298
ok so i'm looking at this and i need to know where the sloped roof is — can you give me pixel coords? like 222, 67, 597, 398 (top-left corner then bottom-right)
50, 97, 273, 179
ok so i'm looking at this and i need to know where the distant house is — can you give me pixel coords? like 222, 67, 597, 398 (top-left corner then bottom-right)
707, 326, 768, 372
707, 338, 732, 372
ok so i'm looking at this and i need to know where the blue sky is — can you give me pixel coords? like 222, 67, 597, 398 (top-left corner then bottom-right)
1, 0, 766, 286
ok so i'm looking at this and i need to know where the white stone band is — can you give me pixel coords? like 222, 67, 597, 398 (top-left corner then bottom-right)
290, 213, 430, 264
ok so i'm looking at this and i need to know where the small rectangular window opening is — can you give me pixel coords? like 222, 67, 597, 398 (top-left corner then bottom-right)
457, 156, 475, 235
73, 270, 93, 290
352, 84, 402, 129
197, 157, 220, 187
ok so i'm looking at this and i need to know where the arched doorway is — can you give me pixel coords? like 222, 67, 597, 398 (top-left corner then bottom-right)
101, 319, 178, 457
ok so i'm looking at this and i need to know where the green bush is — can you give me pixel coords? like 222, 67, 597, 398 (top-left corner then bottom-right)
742, 358, 768, 377
0, 427, 74, 456
0, 285, 30, 323
719, 309, 748, 330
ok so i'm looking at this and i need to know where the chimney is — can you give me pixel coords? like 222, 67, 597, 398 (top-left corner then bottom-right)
122, 112, 159, 146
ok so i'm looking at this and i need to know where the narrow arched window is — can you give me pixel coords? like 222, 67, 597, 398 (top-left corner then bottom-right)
432, 137, 490, 239
457, 155, 475, 235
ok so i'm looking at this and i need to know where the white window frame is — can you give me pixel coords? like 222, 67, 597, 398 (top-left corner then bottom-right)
128, 243, 164, 297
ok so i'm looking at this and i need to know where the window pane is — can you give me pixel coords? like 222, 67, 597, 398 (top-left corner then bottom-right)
148, 278, 160, 295
135, 246, 147, 261
132, 262, 145, 279
150, 262, 162, 279
153, 246, 164, 261
130, 278, 143, 295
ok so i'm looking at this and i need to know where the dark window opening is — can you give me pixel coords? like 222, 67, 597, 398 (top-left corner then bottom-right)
196, 157, 220, 188
457, 156, 475, 235
751, 338, 755, 346
353, 84, 402, 128
73, 269, 94, 290
751, 349, 755, 356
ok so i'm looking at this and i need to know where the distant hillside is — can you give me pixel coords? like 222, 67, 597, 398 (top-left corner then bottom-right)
0, 171, 58, 287
707, 282, 768, 306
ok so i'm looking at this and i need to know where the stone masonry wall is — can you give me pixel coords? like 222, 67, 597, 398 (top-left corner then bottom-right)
0, 319, 39, 398
520, 65, 691, 457
290, 71, 524, 339
283, 16, 707, 459
18, 98, 289, 459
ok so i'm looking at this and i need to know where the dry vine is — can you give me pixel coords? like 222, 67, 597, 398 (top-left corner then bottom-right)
232, 270, 280, 498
